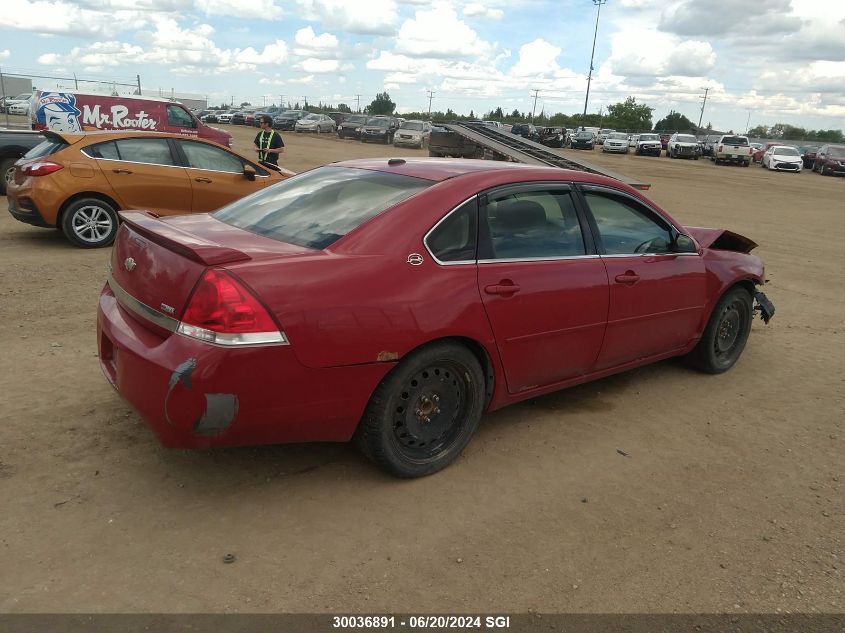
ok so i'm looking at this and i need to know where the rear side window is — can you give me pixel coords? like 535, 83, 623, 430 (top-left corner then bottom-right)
426, 198, 478, 263
114, 138, 175, 166
23, 139, 68, 159
214, 166, 433, 249
83, 141, 119, 160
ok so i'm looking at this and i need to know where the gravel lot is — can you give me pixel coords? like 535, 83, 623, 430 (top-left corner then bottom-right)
0, 123, 841, 613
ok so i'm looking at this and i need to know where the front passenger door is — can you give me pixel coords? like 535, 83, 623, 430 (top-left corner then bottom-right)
581, 187, 706, 369
177, 140, 269, 213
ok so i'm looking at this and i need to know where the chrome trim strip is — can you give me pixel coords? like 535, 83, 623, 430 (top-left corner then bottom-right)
108, 275, 178, 332
600, 252, 701, 258
478, 255, 599, 264
82, 149, 269, 178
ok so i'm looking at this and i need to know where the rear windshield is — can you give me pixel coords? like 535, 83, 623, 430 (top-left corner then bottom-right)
213, 166, 433, 249
24, 138, 69, 159
722, 136, 748, 145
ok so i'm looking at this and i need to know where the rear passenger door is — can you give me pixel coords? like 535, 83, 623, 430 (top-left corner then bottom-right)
175, 140, 268, 213
93, 137, 192, 215
476, 184, 609, 393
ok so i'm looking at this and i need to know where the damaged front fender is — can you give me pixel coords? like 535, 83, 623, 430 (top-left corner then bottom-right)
686, 227, 758, 253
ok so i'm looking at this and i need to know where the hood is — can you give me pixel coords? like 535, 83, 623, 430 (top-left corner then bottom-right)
685, 227, 757, 254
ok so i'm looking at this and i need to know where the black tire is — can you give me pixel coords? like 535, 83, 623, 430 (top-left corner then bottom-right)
355, 342, 485, 477
686, 286, 753, 374
60, 197, 119, 248
0, 157, 16, 195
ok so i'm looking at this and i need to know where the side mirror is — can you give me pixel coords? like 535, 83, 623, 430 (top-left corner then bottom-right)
672, 233, 697, 254
243, 165, 256, 181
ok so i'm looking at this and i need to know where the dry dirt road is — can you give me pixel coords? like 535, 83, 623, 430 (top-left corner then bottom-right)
0, 125, 841, 614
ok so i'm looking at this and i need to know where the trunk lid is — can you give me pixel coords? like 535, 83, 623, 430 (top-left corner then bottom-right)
110, 212, 313, 333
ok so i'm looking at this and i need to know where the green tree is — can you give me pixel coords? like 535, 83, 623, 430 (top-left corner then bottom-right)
366, 92, 396, 115
748, 124, 769, 137
336, 103, 352, 113
240, 101, 251, 107
605, 96, 654, 132
653, 110, 695, 132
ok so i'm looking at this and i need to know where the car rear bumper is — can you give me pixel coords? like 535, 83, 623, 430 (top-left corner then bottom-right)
97, 284, 390, 448
7, 194, 52, 227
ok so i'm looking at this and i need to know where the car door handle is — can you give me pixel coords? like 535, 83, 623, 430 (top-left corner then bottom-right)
194, 177, 212, 183
484, 283, 521, 296
614, 272, 641, 285
112, 168, 132, 174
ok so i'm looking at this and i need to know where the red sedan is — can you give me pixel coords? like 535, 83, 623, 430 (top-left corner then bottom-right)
97, 159, 775, 477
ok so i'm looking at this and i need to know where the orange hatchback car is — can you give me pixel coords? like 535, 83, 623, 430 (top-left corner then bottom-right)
6, 130, 290, 247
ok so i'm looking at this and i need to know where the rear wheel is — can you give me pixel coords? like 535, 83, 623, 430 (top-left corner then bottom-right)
355, 342, 485, 477
61, 197, 119, 248
686, 286, 753, 374
0, 157, 15, 195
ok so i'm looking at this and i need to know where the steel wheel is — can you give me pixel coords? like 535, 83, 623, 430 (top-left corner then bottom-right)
356, 342, 485, 477
687, 287, 752, 374
61, 198, 118, 248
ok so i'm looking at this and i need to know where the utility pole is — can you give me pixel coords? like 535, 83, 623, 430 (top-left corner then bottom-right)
582, 0, 607, 125
530, 89, 540, 122
355, 94, 361, 113
427, 90, 435, 117
697, 87, 709, 131
280, 95, 284, 108
302, 96, 307, 108
745, 109, 751, 135
136, 74, 141, 95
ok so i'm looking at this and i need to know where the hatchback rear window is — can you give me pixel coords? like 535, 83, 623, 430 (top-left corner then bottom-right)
214, 166, 434, 249
24, 138, 69, 159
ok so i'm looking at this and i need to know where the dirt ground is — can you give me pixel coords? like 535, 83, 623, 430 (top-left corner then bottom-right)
0, 123, 841, 614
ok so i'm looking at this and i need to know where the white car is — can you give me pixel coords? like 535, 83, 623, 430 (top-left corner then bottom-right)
294, 113, 336, 133
667, 133, 700, 159
7, 101, 30, 116
597, 128, 615, 144
602, 132, 629, 153
2, 93, 31, 113
217, 112, 234, 123
482, 120, 505, 129
628, 134, 639, 148
393, 120, 431, 148
635, 133, 662, 156
761, 145, 802, 172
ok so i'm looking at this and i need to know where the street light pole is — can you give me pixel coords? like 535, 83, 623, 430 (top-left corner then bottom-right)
582, 0, 607, 127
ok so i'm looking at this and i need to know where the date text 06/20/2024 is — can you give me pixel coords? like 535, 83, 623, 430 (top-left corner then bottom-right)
332, 615, 511, 629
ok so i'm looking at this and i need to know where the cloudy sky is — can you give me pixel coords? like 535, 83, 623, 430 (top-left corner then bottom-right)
1, 0, 843, 132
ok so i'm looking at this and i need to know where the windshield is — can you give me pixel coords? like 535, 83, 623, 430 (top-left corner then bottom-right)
401, 122, 424, 131
773, 147, 799, 156
828, 145, 845, 155
608, 133, 627, 140
346, 115, 367, 124
24, 138, 69, 159
280, 111, 304, 118
575, 132, 592, 139
214, 166, 433, 250
367, 118, 391, 128
722, 136, 748, 146
640, 134, 659, 141
676, 135, 697, 143
303, 114, 320, 121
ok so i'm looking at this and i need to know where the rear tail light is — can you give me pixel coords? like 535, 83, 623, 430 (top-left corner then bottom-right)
22, 161, 64, 177
178, 268, 287, 346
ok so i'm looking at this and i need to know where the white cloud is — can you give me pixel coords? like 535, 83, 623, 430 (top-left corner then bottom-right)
0, 50, 9, 61
194, 0, 283, 19
288, 75, 315, 84
296, 0, 398, 35
0, 0, 151, 37
463, 2, 503, 19
295, 58, 351, 73
292, 26, 340, 58
395, 3, 494, 58
509, 39, 561, 77
235, 41, 289, 65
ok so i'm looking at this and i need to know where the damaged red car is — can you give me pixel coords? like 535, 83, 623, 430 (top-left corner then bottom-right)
97, 159, 775, 477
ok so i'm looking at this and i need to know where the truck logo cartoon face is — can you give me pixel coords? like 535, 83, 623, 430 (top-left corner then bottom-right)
36, 93, 82, 132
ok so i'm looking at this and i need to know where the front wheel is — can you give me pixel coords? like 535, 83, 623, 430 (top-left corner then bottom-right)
61, 197, 119, 248
355, 342, 485, 477
0, 157, 16, 195
686, 287, 753, 374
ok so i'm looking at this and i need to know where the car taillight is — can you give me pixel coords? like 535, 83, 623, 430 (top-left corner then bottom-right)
23, 161, 63, 177
178, 268, 287, 346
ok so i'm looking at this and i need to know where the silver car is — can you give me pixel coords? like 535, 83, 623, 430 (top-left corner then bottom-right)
393, 120, 431, 149
294, 113, 336, 134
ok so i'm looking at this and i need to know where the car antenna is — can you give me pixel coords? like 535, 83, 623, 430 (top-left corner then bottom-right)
388, 158, 406, 166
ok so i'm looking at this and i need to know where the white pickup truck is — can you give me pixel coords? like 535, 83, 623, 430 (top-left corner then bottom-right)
713, 134, 753, 167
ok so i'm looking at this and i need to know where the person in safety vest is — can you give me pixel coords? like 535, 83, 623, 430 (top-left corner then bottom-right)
253, 115, 284, 169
